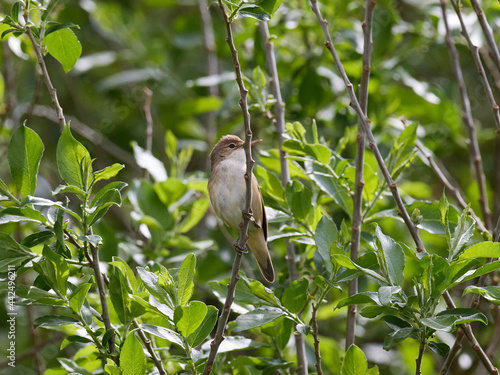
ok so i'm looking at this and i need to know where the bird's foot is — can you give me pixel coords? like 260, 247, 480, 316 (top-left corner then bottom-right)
233, 242, 248, 254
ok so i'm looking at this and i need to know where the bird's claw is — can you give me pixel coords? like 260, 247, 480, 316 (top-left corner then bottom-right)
233, 242, 248, 254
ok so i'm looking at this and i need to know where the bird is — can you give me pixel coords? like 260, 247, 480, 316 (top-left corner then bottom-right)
208, 135, 275, 283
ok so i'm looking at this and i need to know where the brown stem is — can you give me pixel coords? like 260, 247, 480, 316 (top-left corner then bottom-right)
347, 0, 375, 350
416, 336, 425, 375
448, 0, 500, 135
470, 0, 500, 76
90, 245, 117, 363
258, 21, 308, 374
203, 1, 256, 373
25, 27, 66, 132
443, 291, 498, 374
132, 319, 167, 375
312, 304, 323, 375
440, 1, 492, 231
309, 0, 425, 253
480, 47, 500, 94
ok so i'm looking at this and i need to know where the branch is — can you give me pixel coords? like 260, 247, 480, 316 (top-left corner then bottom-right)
258, 21, 308, 375
347, 0, 375, 350
132, 319, 167, 375
89, 244, 117, 363
442, 291, 498, 375
440, 1, 492, 231
25, 26, 66, 132
203, 2, 256, 373
309, 0, 425, 253
470, 0, 500, 76
311, 303, 323, 375
480, 47, 500, 94
414, 138, 488, 233
449, 0, 500, 135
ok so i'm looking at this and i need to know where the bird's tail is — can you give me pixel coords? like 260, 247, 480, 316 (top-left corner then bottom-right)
247, 233, 275, 283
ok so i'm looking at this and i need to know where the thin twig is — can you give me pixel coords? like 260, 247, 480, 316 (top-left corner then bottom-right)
440, 0, 492, 231
449, 0, 500, 135
470, 0, 500, 76
309, 0, 425, 253
258, 21, 308, 375
414, 139, 488, 233
443, 291, 498, 375
90, 245, 117, 363
143, 87, 153, 180
132, 319, 167, 375
416, 336, 425, 375
25, 26, 66, 131
203, 1, 256, 373
1, 32, 17, 129
312, 303, 323, 375
347, 0, 375, 350
480, 47, 500, 94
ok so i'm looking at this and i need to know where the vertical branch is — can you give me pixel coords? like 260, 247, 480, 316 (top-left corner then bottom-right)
449, 0, 500, 135
346, 0, 375, 350
1, 35, 17, 128
469, 0, 500, 76
440, 1, 492, 231
143, 87, 153, 180
132, 319, 167, 375
89, 245, 117, 362
199, 0, 220, 158
258, 21, 308, 375
311, 303, 323, 375
25, 26, 66, 131
203, 2, 256, 373
309, 0, 425, 253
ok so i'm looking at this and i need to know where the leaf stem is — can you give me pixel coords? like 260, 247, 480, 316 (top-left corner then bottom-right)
311, 303, 323, 375
132, 319, 167, 375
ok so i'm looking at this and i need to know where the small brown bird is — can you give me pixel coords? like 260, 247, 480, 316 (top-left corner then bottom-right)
208, 135, 275, 282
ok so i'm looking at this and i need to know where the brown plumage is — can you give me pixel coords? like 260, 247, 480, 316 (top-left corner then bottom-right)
208, 135, 275, 282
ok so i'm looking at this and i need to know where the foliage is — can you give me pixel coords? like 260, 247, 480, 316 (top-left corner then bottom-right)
1, 0, 500, 375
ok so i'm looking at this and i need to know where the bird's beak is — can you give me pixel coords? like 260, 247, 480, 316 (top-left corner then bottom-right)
251, 139, 262, 147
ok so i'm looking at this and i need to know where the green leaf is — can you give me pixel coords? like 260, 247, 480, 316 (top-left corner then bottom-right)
177, 253, 196, 307
69, 283, 92, 312
239, 5, 270, 21
178, 197, 210, 233
15, 284, 66, 306
332, 254, 387, 284
139, 324, 184, 347
120, 332, 146, 375
174, 301, 207, 337
88, 189, 122, 225
428, 341, 450, 356
314, 215, 338, 274
459, 242, 500, 260
137, 267, 175, 309
285, 181, 312, 222
21, 230, 54, 248
233, 308, 284, 332
110, 262, 132, 324
45, 23, 79, 36
250, 280, 280, 307
450, 260, 500, 289
56, 124, 92, 191
34, 314, 79, 328
382, 315, 412, 330
52, 184, 86, 199
0, 207, 47, 225
261, 316, 293, 351
463, 286, 500, 305
282, 279, 308, 314
421, 308, 488, 332
188, 305, 218, 347
341, 344, 367, 375
254, 166, 285, 205
60, 335, 92, 350
336, 292, 380, 310
386, 123, 417, 178
375, 225, 405, 286
7, 124, 44, 197
449, 205, 475, 261
257, 0, 282, 15
93, 164, 124, 183
42, 245, 69, 296
382, 327, 419, 350
44, 28, 82, 73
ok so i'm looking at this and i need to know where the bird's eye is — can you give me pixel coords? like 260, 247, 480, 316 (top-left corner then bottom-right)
228, 144, 235, 149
